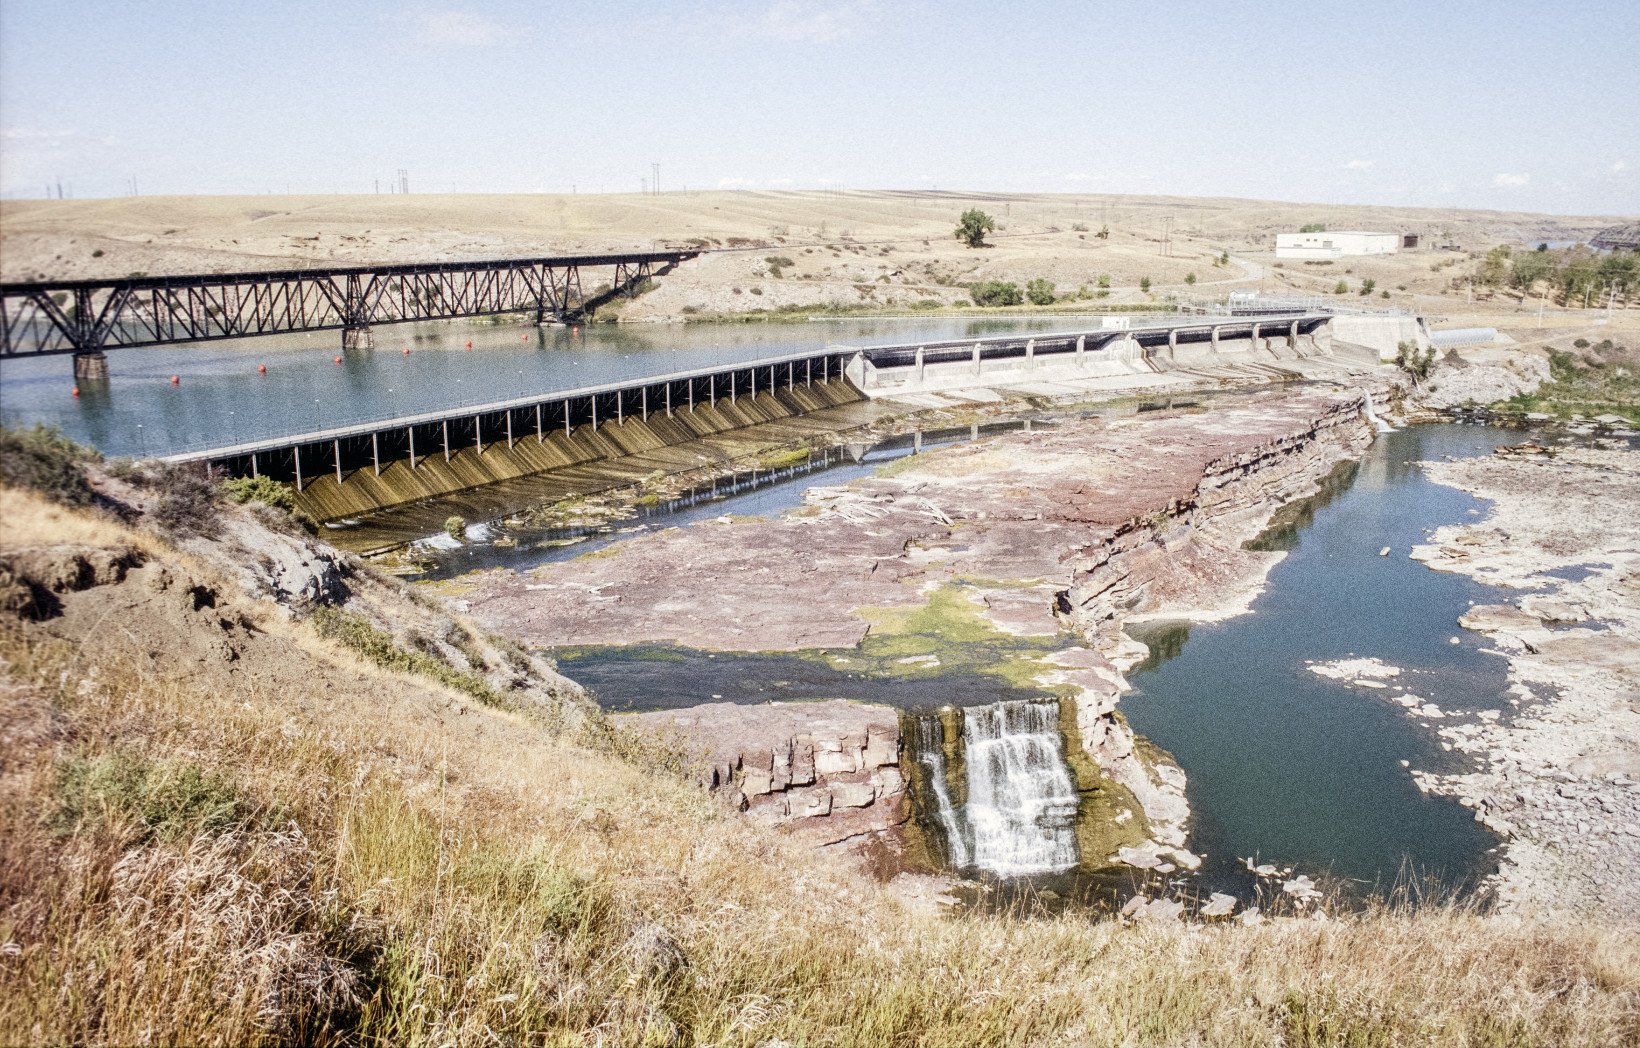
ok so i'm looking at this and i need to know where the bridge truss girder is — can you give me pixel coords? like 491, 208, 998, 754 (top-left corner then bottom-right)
0, 250, 695, 358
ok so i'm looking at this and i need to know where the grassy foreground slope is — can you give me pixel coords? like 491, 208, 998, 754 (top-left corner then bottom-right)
0, 458, 1637, 1045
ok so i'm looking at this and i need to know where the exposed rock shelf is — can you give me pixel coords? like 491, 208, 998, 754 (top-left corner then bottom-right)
461, 380, 1401, 875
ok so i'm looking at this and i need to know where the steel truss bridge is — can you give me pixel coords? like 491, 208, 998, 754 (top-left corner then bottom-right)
0, 249, 699, 369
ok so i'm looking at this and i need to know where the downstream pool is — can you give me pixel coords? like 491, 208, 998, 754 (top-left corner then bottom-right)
1120, 423, 1530, 896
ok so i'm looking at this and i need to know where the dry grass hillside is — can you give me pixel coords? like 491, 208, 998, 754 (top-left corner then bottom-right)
0, 436, 1637, 1045
3, 191, 1631, 323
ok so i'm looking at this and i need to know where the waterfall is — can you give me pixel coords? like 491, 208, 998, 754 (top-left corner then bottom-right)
963, 701, 1081, 876
912, 700, 1082, 877
1362, 391, 1394, 433
911, 716, 971, 869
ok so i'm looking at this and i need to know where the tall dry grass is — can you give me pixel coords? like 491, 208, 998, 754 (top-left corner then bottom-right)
1, 533, 1637, 1045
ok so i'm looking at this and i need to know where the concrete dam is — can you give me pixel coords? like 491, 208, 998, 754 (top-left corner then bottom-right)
171, 311, 1404, 528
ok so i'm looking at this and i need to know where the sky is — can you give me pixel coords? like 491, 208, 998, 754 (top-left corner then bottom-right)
1, 0, 1636, 215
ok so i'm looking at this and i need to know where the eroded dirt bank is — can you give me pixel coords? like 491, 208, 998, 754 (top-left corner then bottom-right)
456, 382, 1391, 872
1410, 442, 1640, 918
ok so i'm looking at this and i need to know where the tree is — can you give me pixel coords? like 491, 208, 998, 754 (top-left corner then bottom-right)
1025, 278, 1056, 305
1300, 223, 1327, 233
1476, 245, 1513, 289
1139, 276, 1152, 293
1184, 273, 1197, 286
1359, 278, 1376, 296
954, 209, 996, 248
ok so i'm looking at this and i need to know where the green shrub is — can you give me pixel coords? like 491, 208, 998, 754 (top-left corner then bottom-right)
223, 474, 295, 511
54, 751, 243, 841
309, 606, 504, 708
1185, 273, 1197, 286
1359, 278, 1377, 296
445, 516, 466, 542
1334, 280, 1350, 295
1300, 223, 1327, 233
0, 424, 97, 505
968, 281, 1022, 307
1139, 276, 1152, 293
1025, 278, 1056, 305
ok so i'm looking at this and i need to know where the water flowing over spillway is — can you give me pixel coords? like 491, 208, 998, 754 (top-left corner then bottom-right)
1362, 390, 1394, 433
915, 700, 1082, 878
910, 715, 972, 869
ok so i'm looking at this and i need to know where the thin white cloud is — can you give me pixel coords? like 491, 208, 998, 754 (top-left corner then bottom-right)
718, 177, 758, 188
0, 127, 76, 142
745, 1, 879, 43
1493, 172, 1530, 187
1343, 159, 1373, 170
405, 9, 506, 49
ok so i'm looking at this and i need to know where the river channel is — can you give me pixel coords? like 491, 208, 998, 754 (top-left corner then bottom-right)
424, 411, 1528, 901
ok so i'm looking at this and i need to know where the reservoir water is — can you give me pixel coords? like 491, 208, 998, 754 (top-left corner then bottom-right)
1, 314, 1135, 458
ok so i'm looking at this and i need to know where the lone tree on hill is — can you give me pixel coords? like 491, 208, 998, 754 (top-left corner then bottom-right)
954, 209, 996, 248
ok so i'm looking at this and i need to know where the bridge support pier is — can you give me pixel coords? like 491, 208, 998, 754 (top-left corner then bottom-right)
342, 325, 374, 350
73, 351, 109, 381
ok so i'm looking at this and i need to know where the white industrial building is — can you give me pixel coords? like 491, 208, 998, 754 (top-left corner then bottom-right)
1275, 231, 1400, 259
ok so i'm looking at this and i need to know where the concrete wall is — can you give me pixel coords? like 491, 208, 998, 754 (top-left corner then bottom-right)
855, 323, 1337, 398
1328, 314, 1430, 361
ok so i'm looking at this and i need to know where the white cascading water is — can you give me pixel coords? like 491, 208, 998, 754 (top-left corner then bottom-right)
911, 716, 972, 869
1362, 391, 1394, 433
959, 700, 1081, 876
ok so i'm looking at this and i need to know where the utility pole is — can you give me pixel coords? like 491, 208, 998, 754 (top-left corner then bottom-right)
652, 162, 660, 196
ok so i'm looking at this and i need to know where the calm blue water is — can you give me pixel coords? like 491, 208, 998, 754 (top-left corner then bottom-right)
0, 314, 1122, 457
1121, 424, 1529, 893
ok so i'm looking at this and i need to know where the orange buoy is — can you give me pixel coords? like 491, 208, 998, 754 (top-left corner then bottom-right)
334, 355, 343, 364
520, 334, 527, 342
258, 363, 267, 374
465, 340, 473, 350
71, 386, 80, 397
170, 375, 180, 385
402, 347, 411, 355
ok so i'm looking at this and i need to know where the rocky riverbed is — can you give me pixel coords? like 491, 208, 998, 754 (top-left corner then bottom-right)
454, 382, 1394, 879
1411, 441, 1640, 919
